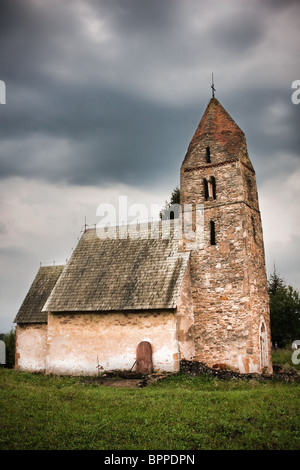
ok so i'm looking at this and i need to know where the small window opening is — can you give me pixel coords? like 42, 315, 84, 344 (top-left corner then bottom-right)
208, 176, 216, 199
210, 220, 216, 245
206, 147, 211, 163
169, 210, 175, 220
204, 178, 209, 201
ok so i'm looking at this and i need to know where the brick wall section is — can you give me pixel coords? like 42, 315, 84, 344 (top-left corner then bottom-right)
180, 98, 272, 374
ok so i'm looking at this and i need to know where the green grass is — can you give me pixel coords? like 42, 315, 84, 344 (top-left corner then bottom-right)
0, 369, 299, 450
272, 348, 300, 370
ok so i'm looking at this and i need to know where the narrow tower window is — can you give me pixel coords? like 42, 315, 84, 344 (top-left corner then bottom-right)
208, 176, 216, 199
204, 178, 209, 201
212, 176, 216, 199
210, 220, 216, 245
206, 147, 211, 163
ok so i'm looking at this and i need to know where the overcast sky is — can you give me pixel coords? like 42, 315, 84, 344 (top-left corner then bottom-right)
0, 0, 299, 333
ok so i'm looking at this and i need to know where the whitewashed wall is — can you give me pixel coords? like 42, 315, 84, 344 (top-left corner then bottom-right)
46, 311, 179, 375
15, 324, 47, 372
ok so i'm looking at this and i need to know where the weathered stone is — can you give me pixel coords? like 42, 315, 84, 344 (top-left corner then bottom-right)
180, 98, 272, 374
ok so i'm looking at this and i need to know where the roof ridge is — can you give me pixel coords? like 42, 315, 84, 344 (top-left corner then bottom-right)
87, 218, 180, 240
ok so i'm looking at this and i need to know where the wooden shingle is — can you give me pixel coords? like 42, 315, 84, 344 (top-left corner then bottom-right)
14, 265, 64, 324
43, 223, 190, 313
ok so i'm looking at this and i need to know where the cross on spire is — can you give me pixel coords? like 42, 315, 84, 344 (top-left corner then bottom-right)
211, 73, 216, 98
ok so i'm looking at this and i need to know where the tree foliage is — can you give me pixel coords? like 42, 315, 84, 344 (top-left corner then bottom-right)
268, 267, 300, 348
159, 186, 180, 220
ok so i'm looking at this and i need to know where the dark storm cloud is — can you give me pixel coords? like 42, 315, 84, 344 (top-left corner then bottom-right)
0, 0, 300, 333
221, 87, 300, 179
0, 0, 299, 190
264, 0, 300, 10
213, 11, 265, 54
0, 83, 187, 186
0, 3, 71, 90
0, 0, 187, 187
89, 0, 178, 32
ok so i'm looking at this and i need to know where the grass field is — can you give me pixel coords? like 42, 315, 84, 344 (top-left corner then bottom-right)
0, 366, 299, 451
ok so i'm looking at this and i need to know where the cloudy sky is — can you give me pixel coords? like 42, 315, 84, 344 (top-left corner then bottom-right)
0, 0, 299, 333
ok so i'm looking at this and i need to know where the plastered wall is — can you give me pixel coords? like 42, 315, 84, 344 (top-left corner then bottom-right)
46, 311, 180, 375
15, 324, 47, 372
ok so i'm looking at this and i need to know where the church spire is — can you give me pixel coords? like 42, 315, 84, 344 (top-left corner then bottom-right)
183, 97, 246, 164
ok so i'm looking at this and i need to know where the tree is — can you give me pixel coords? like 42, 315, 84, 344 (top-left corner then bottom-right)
159, 186, 180, 220
268, 267, 300, 348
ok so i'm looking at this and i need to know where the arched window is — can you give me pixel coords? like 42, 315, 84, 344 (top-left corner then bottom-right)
206, 146, 211, 163
205, 177, 216, 200
259, 320, 268, 370
210, 220, 216, 245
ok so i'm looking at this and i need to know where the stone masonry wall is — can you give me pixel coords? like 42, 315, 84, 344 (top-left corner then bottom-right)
180, 99, 272, 374
175, 259, 195, 361
188, 203, 257, 372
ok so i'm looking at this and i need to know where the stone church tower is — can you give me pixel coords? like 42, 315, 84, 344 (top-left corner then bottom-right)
14, 95, 273, 376
180, 97, 272, 374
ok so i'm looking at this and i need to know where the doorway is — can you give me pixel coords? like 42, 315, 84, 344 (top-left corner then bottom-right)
136, 341, 153, 374
259, 321, 268, 371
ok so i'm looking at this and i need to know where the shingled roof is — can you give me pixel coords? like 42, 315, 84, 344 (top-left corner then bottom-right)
43, 222, 190, 313
14, 265, 64, 324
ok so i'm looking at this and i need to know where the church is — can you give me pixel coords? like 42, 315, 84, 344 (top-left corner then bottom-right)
14, 96, 273, 376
